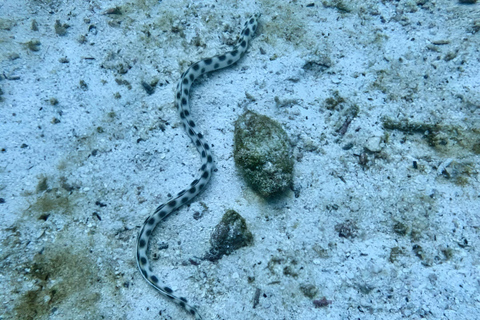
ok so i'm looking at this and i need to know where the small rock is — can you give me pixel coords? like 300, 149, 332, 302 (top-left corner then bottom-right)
205, 210, 253, 261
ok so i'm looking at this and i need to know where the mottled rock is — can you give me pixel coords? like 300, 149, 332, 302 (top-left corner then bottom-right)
234, 111, 294, 197
205, 210, 253, 261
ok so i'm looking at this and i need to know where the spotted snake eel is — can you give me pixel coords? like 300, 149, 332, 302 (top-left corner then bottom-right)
136, 14, 260, 319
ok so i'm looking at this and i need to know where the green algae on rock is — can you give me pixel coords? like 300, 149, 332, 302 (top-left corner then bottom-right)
234, 111, 294, 197
205, 210, 253, 262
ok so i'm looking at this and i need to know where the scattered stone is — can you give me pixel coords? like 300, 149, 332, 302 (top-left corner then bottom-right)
324, 91, 345, 110
302, 56, 332, 74
0, 18, 15, 30
357, 283, 375, 294
78, 35, 87, 44
393, 221, 408, 236
141, 80, 155, 95
36, 176, 48, 193
389, 246, 404, 263
335, 220, 358, 239
88, 24, 97, 35
472, 20, 480, 33
334, 104, 359, 136
432, 40, 450, 45
49, 97, 58, 106
313, 297, 332, 308
105, 6, 122, 15
252, 288, 261, 308
31, 19, 38, 31
26, 40, 41, 52
54, 20, 69, 36
299, 283, 318, 298
274, 96, 300, 108
79, 80, 88, 90
8, 53, 20, 61
365, 136, 383, 152
413, 244, 426, 261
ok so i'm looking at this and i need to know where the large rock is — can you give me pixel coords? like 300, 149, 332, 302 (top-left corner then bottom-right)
234, 111, 294, 198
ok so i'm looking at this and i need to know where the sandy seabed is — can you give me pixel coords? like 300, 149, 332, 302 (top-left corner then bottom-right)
1, 0, 479, 319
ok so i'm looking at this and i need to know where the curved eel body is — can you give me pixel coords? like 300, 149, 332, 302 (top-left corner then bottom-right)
136, 14, 260, 319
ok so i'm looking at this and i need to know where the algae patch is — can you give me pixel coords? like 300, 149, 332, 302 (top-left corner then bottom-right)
5, 175, 116, 319
234, 111, 294, 198
382, 117, 480, 156
11, 241, 105, 319
26, 175, 80, 220
383, 117, 479, 185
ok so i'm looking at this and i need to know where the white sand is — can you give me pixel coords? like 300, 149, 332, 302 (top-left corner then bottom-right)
1, 0, 479, 319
